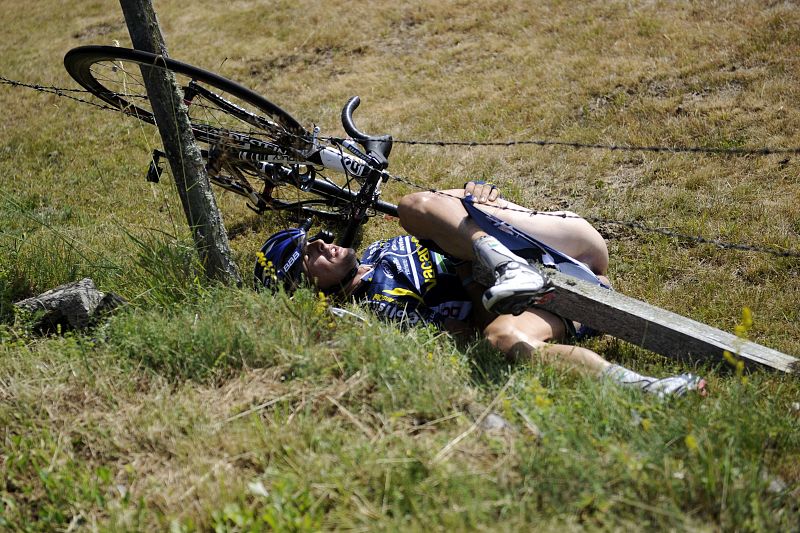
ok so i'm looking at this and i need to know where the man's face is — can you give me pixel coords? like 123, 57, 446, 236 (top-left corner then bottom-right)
302, 239, 358, 289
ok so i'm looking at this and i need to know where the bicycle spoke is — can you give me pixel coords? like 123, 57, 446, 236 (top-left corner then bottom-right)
64, 46, 378, 226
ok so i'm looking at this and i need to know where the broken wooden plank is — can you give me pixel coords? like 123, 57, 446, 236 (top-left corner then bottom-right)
540, 269, 799, 374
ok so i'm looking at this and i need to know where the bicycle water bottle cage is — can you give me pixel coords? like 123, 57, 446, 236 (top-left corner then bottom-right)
286, 164, 315, 191
341, 96, 393, 170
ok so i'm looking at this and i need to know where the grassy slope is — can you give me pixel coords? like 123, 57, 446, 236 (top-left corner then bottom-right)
1, 0, 799, 530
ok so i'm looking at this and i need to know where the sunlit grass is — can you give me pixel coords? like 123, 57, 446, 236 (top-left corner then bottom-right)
1, 0, 799, 530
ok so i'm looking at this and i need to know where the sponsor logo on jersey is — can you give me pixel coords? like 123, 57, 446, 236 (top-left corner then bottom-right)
414, 240, 437, 292
380, 262, 395, 279
431, 302, 471, 320
381, 287, 424, 304
369, 301, 425, 325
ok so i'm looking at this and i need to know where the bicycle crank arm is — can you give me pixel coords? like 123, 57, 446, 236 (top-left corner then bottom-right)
146, 149, 165, 183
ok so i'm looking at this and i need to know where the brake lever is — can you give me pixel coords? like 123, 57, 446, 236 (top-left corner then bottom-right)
342, 139, 387, 171
341, 138, 369, 160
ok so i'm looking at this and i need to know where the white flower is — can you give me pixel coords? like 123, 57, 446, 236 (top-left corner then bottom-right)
248, 480, 269, 498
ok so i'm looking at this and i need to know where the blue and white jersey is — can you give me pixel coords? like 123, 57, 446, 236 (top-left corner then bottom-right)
356, 236, 472, 327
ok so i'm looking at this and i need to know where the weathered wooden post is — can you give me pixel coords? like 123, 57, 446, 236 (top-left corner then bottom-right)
541, 270, 799, 373
119, 0, 241, 285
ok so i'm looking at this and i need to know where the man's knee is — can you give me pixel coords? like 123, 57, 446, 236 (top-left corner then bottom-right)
398, 192, 432, 223
483, 320, 539, 353
397, 191, 446, 235
483, 321, 547, 362
483, 311, 566, 358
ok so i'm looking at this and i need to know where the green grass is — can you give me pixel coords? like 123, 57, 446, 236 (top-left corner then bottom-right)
2, 0, 800, 530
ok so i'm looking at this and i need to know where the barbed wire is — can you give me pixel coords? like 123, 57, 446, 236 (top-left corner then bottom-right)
391, 138, 800, 156
385, 172, 800, 258
0, 75, 120, 112
6, 76, 800, 157
3, 75, 800, 259
0, 76, 87, 94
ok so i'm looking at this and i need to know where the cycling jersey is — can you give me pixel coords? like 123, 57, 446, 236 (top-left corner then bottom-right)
354, 236, 472, 327
350, 197, 607, 329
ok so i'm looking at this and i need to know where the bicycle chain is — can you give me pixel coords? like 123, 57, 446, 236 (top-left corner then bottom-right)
4, 76, 800, 258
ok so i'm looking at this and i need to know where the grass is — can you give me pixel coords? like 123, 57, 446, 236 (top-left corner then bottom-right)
1, 0, 799, 530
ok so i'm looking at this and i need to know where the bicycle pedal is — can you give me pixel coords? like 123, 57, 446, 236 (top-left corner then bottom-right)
509, 291, 556, 316
146, 159, 163, 183
537, 291, 556, 305
146, 150, 165, 183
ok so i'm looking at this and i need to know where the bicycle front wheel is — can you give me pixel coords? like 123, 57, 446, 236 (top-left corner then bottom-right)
65, 46, 361, 223
65, 45, 309, 152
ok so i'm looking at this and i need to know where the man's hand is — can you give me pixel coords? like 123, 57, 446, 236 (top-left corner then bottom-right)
464, 180, 500, 204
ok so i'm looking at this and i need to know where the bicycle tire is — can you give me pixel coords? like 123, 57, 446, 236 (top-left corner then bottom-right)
64, 45, 354, 222
65, 46, 306, 146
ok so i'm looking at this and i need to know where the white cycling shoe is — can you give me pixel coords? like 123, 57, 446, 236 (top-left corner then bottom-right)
642, 373, 707, 398
482, 261, 554, 315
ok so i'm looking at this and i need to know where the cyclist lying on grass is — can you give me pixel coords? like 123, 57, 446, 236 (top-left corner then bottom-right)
255, 181, 707, 398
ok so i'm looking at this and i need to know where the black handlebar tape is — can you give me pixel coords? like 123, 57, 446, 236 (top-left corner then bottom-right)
340, 96, 393, 163
341, 96, 366, 141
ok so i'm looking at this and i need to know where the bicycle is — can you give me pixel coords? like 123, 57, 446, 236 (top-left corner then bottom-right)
64, 45, 399, 247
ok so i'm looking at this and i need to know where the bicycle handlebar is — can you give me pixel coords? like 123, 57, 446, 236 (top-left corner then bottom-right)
341, 96, 393, 168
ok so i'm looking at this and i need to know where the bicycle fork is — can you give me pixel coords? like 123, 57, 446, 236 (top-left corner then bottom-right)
337, 168, 389, 248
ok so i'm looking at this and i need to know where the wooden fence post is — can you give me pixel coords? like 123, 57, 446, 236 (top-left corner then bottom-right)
119, 0, 241, 286
541, 269, 799, 373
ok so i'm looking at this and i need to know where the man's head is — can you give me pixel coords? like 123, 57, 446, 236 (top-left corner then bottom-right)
254, 224, 359, 293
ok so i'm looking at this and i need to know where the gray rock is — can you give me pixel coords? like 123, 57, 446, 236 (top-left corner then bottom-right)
14, 278, 126, 332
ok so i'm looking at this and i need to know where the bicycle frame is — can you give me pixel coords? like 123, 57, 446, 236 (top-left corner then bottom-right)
246, 140, 394, 247
186, 87, 397, 247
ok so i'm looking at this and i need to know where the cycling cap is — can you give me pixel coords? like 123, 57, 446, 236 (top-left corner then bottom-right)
254, 225, 309, 291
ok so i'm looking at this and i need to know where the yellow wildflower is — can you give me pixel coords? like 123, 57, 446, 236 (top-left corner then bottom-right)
723, 350, 737, 366
741, 307, 753, 329
685, 434, 699, 453
534, 394, 552, 409
734, 307, 753, 338
314, 291, 328, 315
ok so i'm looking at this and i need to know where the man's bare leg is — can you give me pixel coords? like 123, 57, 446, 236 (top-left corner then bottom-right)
397, 190, 609, 275
482, 309, 612, 373
398, 189, 556, 315
397, 191, 485, 261
480, 308, 706, 397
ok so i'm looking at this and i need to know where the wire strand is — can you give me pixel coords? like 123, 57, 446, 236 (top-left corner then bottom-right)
3, 75, 799, 258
